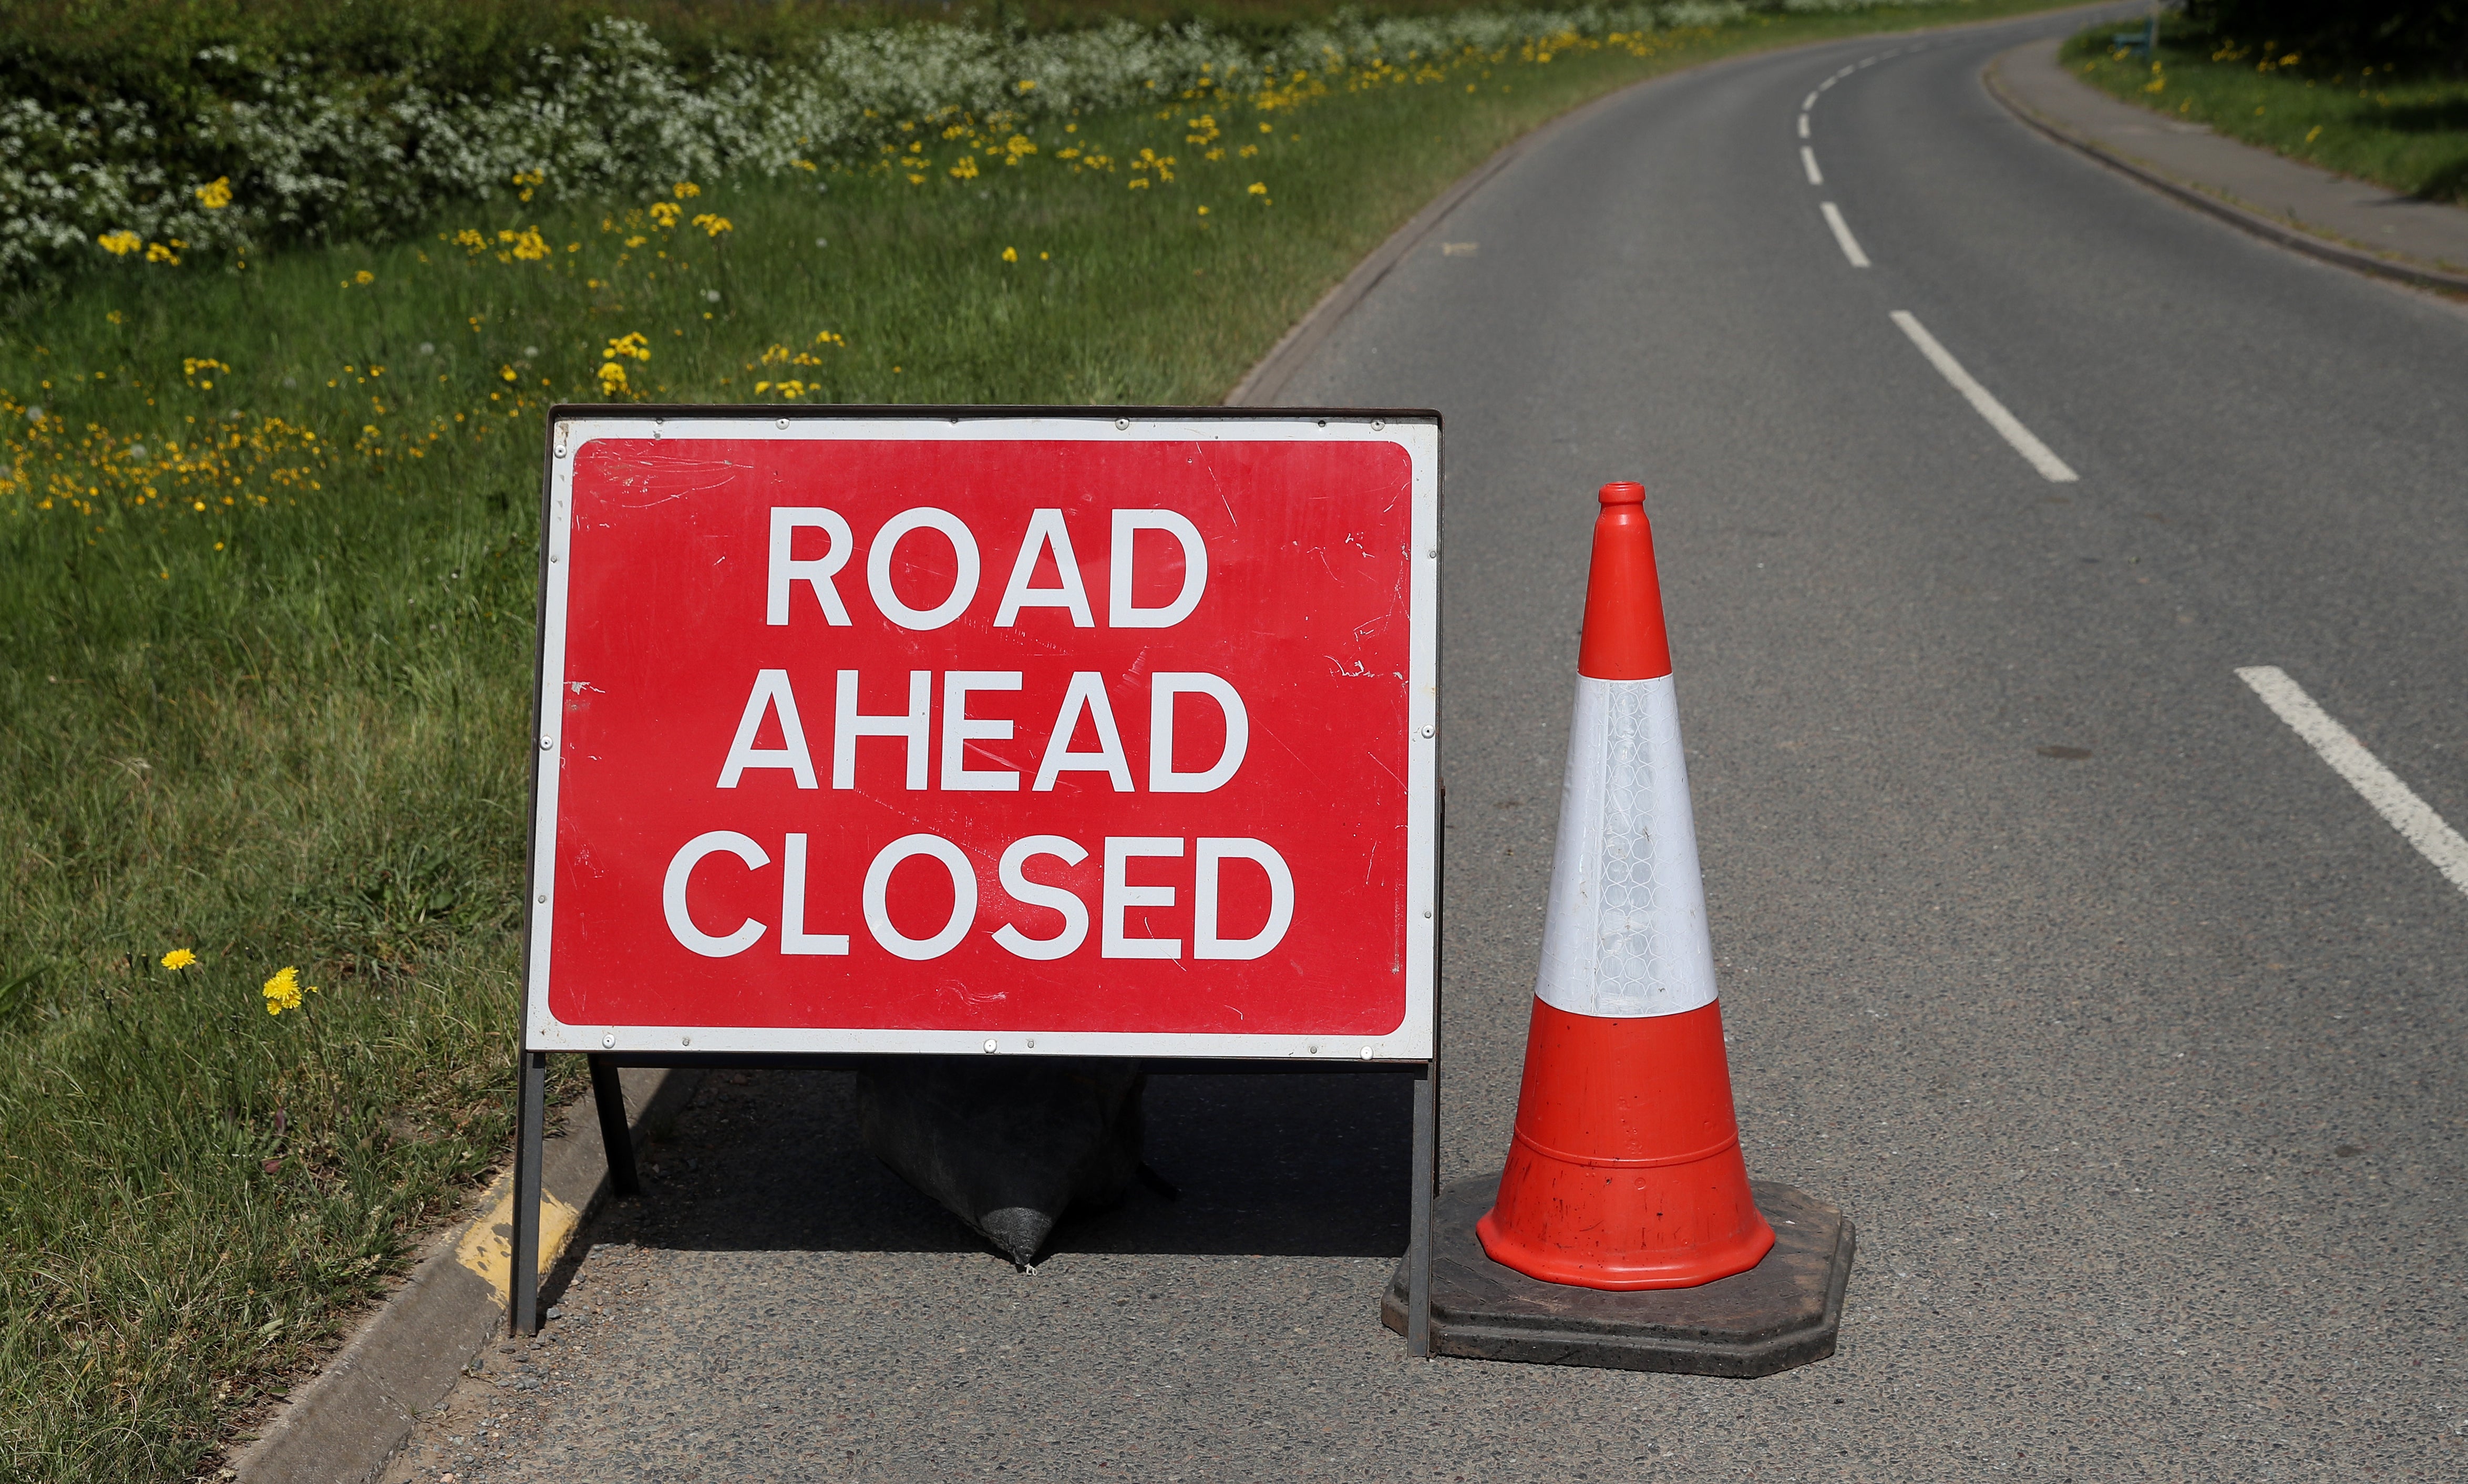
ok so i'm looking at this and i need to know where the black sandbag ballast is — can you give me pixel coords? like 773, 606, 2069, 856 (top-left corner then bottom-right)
856, 1057, 1147, 1267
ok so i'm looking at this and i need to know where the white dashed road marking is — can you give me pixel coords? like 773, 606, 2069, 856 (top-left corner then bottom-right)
1802, 146, 1824, 184
2237, 666, 2468, 898
1889, 311, 2078, 481
1820, 201, 1870, 267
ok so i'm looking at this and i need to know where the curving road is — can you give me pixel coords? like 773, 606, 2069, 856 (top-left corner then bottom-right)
400, 7, 2468, 1480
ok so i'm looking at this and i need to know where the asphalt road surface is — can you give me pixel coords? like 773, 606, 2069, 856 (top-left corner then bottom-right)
395, 8, 2468, 1480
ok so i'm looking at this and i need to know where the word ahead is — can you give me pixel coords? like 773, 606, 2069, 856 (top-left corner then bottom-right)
525, 412, 1439, 1059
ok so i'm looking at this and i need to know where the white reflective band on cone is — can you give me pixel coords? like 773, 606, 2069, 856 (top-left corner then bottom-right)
1534, 673, 1719, 1019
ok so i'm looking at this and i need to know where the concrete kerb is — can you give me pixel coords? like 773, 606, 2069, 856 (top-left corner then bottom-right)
218, 1066, 703, 1484
1982, 45, 2468, 297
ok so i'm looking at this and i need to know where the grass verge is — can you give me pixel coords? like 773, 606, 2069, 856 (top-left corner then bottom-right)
1, 3, 2079, 1478
2064, 22, 2468, 205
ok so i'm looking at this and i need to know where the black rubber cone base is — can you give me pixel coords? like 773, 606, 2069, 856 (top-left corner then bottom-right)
1383, 1174, 1853, 1377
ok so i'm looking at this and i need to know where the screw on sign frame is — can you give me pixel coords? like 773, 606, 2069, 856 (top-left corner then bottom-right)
509, 405, 1446, 1353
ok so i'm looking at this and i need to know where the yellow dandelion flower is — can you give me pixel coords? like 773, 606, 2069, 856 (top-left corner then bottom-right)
1248, 182, 1268, 195
161, 948, 199, 971
691, 213, 733, 238
194, 177, 233, 210
673, 181, 702, 198
262, 966, 307, 1015
1002, 246, 1019, 262
354, 270, 374, 284
99, 230, 142, 256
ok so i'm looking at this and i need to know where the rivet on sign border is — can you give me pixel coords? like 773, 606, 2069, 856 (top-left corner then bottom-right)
1422, 725, 1435, 737
1308, 1045, 1319, 1054
681, 1035, 692, 1047
539, 736, 553, 750
1372, 419, 1385, 431
538, 894, 548, 904
776, 419, 788, 430
1360, 1046, 1375, 1060
983, 1038, 999, 1054
602, 1033, 615, 1049
1115, 418, 1130, 431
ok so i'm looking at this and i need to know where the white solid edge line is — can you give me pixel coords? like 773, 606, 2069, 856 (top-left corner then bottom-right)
1888, 311, 2078, 481
1804, 90, 1819, 109
1820, 201, 1870, 268
2236, 666, 2468, 898
1798, 113, 1811, 138
1801, 146, 1823, 184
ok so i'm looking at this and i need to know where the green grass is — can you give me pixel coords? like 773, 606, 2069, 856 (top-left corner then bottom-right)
0, 3, 2080, 1478
2065, 22, 2468, 206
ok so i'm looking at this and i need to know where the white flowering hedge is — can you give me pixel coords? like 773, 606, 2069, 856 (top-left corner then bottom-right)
0, 0, 1945, 289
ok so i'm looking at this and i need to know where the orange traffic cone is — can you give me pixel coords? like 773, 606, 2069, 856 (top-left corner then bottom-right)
1474, 480, 1776, 1290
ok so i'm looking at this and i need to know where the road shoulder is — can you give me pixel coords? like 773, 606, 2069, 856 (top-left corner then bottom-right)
217, 1067, 700, 1484
1986, 36, 2468, 293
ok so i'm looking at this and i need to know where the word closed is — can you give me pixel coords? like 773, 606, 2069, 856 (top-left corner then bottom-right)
528, 417, 1437, 1056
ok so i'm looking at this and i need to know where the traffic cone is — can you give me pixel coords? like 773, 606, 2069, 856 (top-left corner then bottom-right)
1473, 480, 1776, 1290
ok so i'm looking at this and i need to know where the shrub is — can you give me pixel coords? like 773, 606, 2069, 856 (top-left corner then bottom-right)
2184, 1, 2468, 75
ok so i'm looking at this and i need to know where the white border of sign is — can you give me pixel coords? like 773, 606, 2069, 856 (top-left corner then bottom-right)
521, 408, 1441, 1062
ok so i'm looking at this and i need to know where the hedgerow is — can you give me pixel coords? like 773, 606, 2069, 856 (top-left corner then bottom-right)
1, 1, 1944, 291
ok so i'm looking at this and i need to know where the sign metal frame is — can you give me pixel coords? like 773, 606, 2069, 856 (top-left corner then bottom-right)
509, 404, 1444, 1354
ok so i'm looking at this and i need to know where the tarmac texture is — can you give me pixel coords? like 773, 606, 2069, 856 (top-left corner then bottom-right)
384, 7, 2468, 1480
1989, 36, 2468, 279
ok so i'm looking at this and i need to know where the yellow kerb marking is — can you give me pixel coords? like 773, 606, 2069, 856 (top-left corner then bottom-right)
455, 1185, 582, 1303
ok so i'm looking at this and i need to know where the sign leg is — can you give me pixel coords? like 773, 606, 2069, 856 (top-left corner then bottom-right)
1408, 1059, 1436, 1358
511, 1050, 548, 1337
589, 1055, 639, 1198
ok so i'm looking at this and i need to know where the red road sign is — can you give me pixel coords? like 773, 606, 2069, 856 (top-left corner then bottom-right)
524, 410, 1440, 1060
